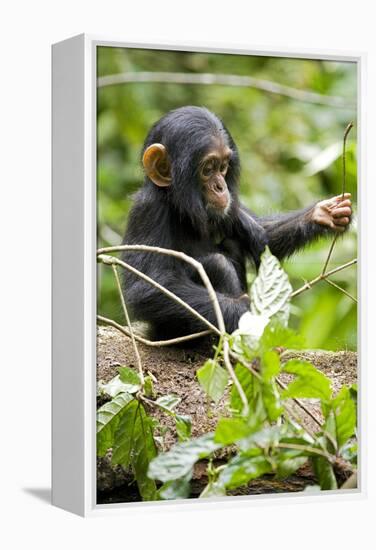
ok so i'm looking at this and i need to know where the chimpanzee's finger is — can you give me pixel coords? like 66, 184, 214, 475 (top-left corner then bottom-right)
333, 217, 350, 226
332, 207, 352, 218
331, 193, 352, 202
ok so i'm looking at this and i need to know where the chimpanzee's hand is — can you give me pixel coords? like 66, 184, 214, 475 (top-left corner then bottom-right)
312, 193, 352, 233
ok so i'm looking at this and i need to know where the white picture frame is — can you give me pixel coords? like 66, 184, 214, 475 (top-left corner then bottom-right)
52, 34, 365, 517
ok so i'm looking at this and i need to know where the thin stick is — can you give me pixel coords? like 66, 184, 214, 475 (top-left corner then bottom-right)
98, 245, 222, 333
324, 278, 358, 303
276, 443, 333, 462
98, 254, 220, 335
282, 401, 317, 440
321, 235, 338, 276
97, 71, 355, 109
276, 377, 323, 428
321, 121, 354, 276
97, 314, 211, 346
98, 245, 250, 415
291, 258, 357, 298
111, 264, 144, 386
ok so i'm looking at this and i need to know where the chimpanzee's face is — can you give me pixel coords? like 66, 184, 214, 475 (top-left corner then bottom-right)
198, 140, 232, 215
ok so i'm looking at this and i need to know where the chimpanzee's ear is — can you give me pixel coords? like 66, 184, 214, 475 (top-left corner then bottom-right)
142, 143, 172, 187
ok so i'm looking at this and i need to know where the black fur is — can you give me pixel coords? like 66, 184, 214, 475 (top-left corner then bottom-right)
121, 106, 328, 338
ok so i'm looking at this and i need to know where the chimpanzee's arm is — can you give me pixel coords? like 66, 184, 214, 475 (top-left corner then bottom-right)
256, 205, 325, 259
125, 274, 249, 337
238, 194, 352, 261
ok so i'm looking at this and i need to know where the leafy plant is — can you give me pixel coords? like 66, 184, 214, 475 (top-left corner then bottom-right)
97, 248, 357, 501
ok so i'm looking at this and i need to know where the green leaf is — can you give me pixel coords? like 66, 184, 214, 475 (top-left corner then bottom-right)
238, 425, 283, 451
332, 386, 356, 448
282, 360, 332, 402
158, 473, 192, 500
260, 321, 304, 350
261, 350, 280, 381
276, 455, 308, 478
214, 417, 254, 445
117, 366, 142, 393
111, 400, 158, 500
111, 400, 140, 467
218, 454, 272, 489
232, 312, 270, 353
340, 441, 358, 465
312, 456, 338, 490
96, 392, 134, 456
250, 246, 292, 325
155, 394, 181, 413
148, 433, 221, 483
200, 480, 226, 498
175, 414, 192, 442
261, 381, 283, 421
143, 376, 156, 398
98, 375, 138, 398
197, 359, 229, 403
131, 404, 158, 501
230, 363, 254, 414
322, 411, 338, 453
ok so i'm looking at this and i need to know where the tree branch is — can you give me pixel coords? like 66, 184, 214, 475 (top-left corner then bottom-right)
97, 71, 355, 109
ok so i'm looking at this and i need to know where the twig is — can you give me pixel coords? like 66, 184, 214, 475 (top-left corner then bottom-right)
97, 245, 250, 415
321, 236, 338, 276
321, 121, 354, 276
291, 258, 357, 298
98, 254, 220, 335
97, 71, 355, 109
282, 402, 317, 440
276, 377, 323, 428
324, 278, 357, 303
276, 443, 333, 462
97, 314, 211, 346
228, 351, 262, 380
98, 245, 222, 334
111, 264, 144, 386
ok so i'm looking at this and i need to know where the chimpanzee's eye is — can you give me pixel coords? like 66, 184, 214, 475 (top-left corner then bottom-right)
202, 160, 215, 177
220, 161, 229, 174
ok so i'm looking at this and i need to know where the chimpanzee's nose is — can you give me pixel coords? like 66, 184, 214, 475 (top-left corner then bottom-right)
215, 180, 225, 192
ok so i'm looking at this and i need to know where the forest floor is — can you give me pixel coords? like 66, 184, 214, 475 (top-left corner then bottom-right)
96, 326, 357, 503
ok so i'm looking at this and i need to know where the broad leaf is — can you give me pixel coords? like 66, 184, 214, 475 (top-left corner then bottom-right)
96, 392, 134, 456
282, 360, 332, 402
175, 414, 192, 442
148, 433, 221, 483
218, 453, 272, 489
158, 473, 192, 500
232, 312, 270, 353
260, 321, 304, 350
197, 359, 229, 403
332, 386, 357, 448
131, 405, 158, 501
261, 350, 281, 381
117, 366, 142, 393
111, 400, 158, 500
99, 375, 138, 398
276, 455, 308, 478
111, 400, 140, 467
200, 480, 226, 498
312, 456, 338, 490
230, 363, 254, 414
250, 247, 292, 325
214, 417, 254, 445
155, 394, 181, 413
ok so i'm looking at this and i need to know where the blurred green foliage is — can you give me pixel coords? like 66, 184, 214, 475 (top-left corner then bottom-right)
97, 46, 357, 351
